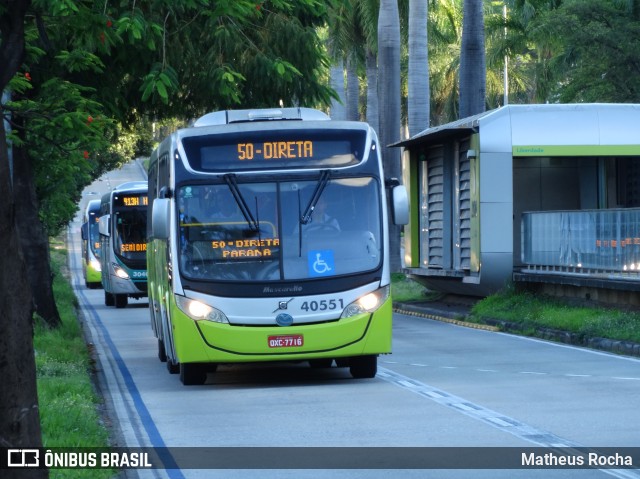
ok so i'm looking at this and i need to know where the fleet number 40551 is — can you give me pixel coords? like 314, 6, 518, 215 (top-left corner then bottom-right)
300, 299, 344, 312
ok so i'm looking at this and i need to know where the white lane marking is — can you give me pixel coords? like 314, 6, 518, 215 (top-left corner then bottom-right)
378, 367, 640, 479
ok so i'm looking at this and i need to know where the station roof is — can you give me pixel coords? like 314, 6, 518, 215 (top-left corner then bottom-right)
393, 103, 640, 151
392, 110, 491, 148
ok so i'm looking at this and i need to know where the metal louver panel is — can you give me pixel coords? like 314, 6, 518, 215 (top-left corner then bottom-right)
427, 147, 444, 268
458, 140, 471, 270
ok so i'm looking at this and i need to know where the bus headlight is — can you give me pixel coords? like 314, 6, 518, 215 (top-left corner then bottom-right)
341, 285, 390, 318
90, 259, 101, 272
113, 264, 129, 279
175, 295, 229, 324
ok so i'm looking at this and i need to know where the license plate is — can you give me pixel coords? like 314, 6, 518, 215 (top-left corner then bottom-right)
268, 335, 304, 348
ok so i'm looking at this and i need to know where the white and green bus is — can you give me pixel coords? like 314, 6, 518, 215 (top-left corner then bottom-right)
98, 181, 149, 308
80, 199, 102, 289
147, 108, 408, 385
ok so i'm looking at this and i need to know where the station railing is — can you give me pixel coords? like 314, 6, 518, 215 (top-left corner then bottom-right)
521, 208, 640, 280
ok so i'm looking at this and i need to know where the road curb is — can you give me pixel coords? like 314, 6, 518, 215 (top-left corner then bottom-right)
394, 301, 640, 358
393, 303, 499, 332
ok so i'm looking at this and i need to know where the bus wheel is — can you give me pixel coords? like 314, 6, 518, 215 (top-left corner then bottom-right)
166, 359, 179, 374
180, 363, 207, 386
158, 339, 167, 362
105, 291, 115, 307
349, 355, 377, 379
309, 359, 333, 368
335, 358, 350, 368
115, 294, 128, 308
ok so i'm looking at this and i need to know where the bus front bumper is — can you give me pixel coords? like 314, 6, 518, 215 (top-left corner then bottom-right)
172, 299, 393, 364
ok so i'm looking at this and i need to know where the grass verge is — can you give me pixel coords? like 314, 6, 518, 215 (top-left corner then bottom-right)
391, 273, 442, 302
35, 239, 115, 479
391, 276, 640, 345
468, 285, 640, 344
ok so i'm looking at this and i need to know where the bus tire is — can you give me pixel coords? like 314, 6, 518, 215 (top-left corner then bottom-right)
158, 339, 167, 362
180, 363, 207, 386
105, 291, 115, 307
335, 358, 350, 368
115, 294, 128, 308
349, 355, 377, 379
167, 359, 179, 374
309, 359, 333, 368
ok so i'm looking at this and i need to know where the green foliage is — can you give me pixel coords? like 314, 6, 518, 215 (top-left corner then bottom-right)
543, 0, 640, 102
140, 64, 179, 104
484, 0, 640, 105
8, 77, 121, 235
35, 245, 114, 477
470, 286, 640, 343
390, 273, 441, 302
5, 0, 337, 236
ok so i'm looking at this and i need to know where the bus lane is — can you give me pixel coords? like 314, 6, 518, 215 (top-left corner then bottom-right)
67, 162, 639, 479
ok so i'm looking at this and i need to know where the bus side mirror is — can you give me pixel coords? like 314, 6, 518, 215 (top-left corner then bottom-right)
81, 222, 88, 240
152, 198, 171, 240
392, 185, 409, 225
99, 214, 110, 237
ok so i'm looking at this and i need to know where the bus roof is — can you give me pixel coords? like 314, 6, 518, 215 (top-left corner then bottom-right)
193, 108, 330, 127
112, 181, 148, 193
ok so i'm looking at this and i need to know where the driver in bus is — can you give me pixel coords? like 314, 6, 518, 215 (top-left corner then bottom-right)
309, 196, 340, 230
293, 196, 340, 235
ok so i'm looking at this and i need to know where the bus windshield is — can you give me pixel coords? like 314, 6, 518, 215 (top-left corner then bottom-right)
113, 207, 148, 261
88, 215, 101, 259
177, 177, 382, 281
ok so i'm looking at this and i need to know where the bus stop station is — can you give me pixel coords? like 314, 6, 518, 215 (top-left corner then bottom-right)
397, 103, 640, 304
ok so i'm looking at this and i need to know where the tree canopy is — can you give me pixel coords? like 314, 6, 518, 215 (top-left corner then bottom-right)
5, 0, 338, 234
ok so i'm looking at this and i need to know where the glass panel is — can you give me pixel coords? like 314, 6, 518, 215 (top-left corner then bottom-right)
114, 208, 148, 261
522, 208, 640, 274
89, 216, 101, 259
178, 177, 382, 281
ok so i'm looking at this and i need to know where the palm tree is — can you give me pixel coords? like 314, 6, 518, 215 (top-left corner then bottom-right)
329, 62, 347, 120
355, 0, 381, 132
378, 0, 403, 272
346, 55, 360, 120
408, 0, 430, 136
458, 0, 486, 117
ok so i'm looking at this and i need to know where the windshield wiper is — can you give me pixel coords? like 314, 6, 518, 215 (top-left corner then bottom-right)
223, 174, 259, 231
300, 170, 331, 225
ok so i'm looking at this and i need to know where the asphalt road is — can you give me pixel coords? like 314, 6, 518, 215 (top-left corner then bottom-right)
69, 161, 640, 479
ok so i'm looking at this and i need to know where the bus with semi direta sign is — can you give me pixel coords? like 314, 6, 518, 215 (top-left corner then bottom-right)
98, 181, 149, 308
146, 107, 409, 385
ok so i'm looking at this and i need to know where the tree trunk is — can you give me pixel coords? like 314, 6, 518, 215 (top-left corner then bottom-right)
329, 62, 347, 120
13, 130, 62, 328
378, 0, 403, 273
408, 0, 430, 137
0, 4, 48, 475
0, 119, 47, 479
365, 48, 379, 135
346, 55, 359, 121
459, 0, 486, 118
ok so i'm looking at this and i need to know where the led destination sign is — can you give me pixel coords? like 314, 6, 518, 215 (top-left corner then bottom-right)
237, 141, 313, 161
121, 243, 147, 253
114, 195, 148, 208
211, 238, 280, 259
183, 128, 367, 171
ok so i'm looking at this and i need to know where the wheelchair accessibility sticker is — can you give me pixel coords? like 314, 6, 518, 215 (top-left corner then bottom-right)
308, 250, 335, 277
